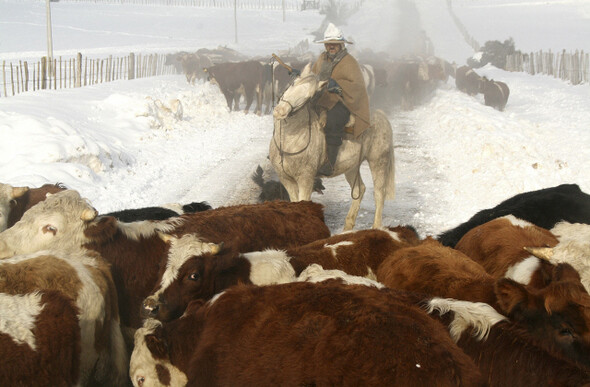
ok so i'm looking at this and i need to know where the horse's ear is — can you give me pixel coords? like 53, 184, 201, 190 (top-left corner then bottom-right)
301, 63, 312, 77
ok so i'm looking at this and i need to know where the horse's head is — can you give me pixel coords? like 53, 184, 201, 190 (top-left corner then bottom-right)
273, 63, 326, 120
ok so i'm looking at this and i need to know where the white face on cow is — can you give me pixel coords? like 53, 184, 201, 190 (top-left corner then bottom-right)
130, 319, 188, 387
0, 190, 97, 259
273, 63, 323, 120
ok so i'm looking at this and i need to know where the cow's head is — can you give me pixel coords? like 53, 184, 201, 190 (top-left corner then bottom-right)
0, 189, 97, 259
0, 183, 29, 232
495, 263, 590, 369
141, 233, 224, 321
130, 318, 188, 387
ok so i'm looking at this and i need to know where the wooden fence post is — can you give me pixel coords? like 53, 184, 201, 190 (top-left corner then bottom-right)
76, 53, 82, 87
10, 62, 15, 95
128, 53, 135, 80
24, 61, 29, 91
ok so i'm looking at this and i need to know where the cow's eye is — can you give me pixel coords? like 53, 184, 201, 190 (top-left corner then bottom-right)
559, 327, 573, 337
42, 225, 57, 235
188, 273, 200, 281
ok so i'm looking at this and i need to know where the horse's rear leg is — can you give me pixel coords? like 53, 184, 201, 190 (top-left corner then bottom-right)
343, 169, 366, 231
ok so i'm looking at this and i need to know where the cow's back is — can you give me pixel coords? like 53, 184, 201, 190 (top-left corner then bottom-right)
187, 282, 484, 386
173, 200, 330, 250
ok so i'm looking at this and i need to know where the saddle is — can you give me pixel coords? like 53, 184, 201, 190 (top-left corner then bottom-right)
318, 110, 356, 135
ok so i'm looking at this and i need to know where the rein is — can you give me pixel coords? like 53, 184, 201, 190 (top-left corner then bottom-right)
273, 102, 313, 158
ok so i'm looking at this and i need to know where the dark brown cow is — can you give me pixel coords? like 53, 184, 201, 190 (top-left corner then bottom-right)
455, 215, 559, 287
0, 182, 29, 231
377, 237, 500, 308
7, 182, 66, 229
177, 52, 213, 84
141, 226, 420, 322
131, 282, 485, 387
205, 60, 266, 115
0, 290, 81, 386
455, 65, 482, 96
83, 200, 330, 330
480, 76, 510, 111
428, 299, 590, 386
377, 238, 590, 370
385, 58, 431, 110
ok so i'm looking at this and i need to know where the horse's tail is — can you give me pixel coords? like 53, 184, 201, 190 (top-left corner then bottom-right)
251, 165, 265, 188
384, 141, 396, 200
374, 109, 396, 200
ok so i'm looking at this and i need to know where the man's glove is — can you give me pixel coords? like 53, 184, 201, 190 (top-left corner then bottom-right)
327, 78, 342, 95
289, 68, 301, 77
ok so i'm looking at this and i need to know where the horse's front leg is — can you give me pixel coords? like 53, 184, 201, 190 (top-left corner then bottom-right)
343, 169, 366, 231
297, 178, 315, 202
279, 175, 300, 202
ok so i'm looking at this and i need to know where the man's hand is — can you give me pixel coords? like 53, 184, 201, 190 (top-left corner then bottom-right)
327, 78, 342, 95
289, 68, 301, 77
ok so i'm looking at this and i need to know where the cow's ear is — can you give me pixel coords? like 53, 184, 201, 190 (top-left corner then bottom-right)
84, 216, 118, 243
145, 334, 169, 360
495, 278, 530, 315
553, 263, 582, 283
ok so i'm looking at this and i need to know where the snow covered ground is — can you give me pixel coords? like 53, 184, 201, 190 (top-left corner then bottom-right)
0, 0, 588, 236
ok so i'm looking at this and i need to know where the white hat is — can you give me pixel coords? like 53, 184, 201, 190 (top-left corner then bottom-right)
315, 23, 353, 44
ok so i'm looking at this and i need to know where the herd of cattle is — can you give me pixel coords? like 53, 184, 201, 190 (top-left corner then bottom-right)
1, 181, 590, 385
166, 46, 510, 116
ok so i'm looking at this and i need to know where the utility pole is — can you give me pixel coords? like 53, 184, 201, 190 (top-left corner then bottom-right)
282, 0, 285, 22
234, 0, 238, 44
46, 0, 54, 75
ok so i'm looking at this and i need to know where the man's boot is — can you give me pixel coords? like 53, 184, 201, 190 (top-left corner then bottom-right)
317, 144, 339, 177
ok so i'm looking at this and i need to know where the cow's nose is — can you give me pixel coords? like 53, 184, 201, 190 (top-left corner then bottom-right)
141, 298, 160, 318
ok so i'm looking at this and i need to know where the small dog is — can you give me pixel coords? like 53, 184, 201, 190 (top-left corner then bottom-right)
251, 165, 325, 202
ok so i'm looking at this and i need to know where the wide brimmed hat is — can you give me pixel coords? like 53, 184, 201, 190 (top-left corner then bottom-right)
315, 23, 354, 44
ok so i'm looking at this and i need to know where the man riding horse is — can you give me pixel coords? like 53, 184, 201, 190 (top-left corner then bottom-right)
312, 23, 371, 177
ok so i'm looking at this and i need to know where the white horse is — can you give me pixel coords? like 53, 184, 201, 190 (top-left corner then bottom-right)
270, 63, 395, 231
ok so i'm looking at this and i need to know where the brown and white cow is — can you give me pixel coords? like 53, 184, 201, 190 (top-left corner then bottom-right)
141, 226, 420, 322
0, 182, 66, 232
455, 215, 559, 288
131, 281, 485, 387
479, 76, 510, 111
525, 221, 590, 294
205, 60, 267, 115
0, 189, 98, 259
455, 65, 482, 96
0, 195, 330, 331
377, 237, 590, 370
0, 250, 128, 386
0, 290, 81, 386
428, 298, 590, 386
0, 182, 29, 231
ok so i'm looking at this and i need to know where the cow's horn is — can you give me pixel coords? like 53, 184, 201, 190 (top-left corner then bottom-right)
210, 241, 224, 255
12, 186, 29, 198
157, 231, 176, 243
80, 208, 98, 221
524, 246, 554, 261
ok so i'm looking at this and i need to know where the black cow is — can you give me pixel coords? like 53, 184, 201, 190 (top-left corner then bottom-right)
104, 201, 211, 222
437, 183, 590, 247
455, 65, 482, 96
480, 76, 510, 111
251, 165, 324, 202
